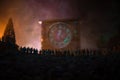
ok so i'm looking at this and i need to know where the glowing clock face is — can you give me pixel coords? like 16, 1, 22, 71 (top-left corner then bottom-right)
49, 22, 72, 48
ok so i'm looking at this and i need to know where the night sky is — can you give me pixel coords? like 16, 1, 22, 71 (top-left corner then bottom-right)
0, 0, 119, 50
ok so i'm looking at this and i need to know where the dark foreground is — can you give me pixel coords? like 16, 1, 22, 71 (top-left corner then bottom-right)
0, 52, 120, 80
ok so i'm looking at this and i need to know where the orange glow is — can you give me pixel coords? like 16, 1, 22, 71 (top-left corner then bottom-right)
0, 22, 6, 38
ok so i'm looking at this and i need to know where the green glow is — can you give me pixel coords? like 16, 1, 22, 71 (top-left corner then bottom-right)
64, 37, 69, 43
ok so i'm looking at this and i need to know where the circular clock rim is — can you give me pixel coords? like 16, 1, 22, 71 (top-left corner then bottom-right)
48, 22, 72, 48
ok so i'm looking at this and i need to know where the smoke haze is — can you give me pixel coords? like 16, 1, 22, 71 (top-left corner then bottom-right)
0, 0, 119, 50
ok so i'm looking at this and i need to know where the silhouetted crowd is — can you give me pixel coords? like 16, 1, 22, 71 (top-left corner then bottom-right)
19, 47, 100, 56
19, 47, 39, 54
0, 40, 120, 80
18, 46, 120, 56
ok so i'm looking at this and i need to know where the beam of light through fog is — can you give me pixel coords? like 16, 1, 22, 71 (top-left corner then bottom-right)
0, 0, 119, 50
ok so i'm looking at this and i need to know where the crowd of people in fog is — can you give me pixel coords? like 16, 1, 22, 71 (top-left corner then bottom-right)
19, 46, 98, 56
19, 47, 39, 54
18, 46, 120, 56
